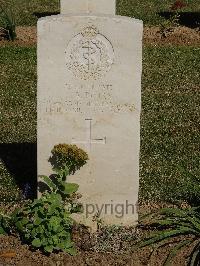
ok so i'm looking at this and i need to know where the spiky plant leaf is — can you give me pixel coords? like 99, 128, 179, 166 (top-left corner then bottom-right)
140, 227, 194, 248
189, 241, 200, 266
164, 239, 194, 266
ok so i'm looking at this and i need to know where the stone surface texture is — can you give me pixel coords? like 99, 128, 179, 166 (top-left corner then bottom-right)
61, 0, 116, 15
38, 6, 143, 228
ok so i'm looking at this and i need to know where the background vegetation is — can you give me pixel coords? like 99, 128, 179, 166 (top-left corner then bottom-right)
0, 0, 199, 26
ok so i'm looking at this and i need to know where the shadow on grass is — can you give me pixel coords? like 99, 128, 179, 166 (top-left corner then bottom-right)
158, 12, 200, 28
0, 142, 37, 199
33, 12, 59, 19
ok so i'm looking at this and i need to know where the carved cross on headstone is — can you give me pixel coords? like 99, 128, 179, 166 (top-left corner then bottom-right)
72, 118, 106, 152
82, 41, 96, 71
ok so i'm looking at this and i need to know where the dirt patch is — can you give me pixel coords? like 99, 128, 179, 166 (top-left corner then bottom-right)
0, 223, 191, 266
0, 26, 199, 47
144, 26, 200, 46
0, 27, 37, 47
16, 26, 37, 45
0, 234, 189, 266
0, 202, 192, 265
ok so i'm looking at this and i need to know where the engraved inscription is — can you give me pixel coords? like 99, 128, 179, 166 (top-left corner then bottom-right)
41, 83, 136, 115
65, 26, 114, 80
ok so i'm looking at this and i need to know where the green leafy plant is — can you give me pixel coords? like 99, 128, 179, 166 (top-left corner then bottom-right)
12, 192, 76, 254
0, 212, 12, 235
42, 144, 88, 212
41, 166, 82, 214
139, 168, 200, 265
139, 206, 200, 266
0, 144, 89, 255
0, 1, 16, 41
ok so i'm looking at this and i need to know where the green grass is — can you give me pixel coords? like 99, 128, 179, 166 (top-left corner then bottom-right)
0, 47, 36, 143
140, 46, 200, 203
117, 0, 200, 25
0, 0, 59, 26
0, 0, 199, 26
0, 47, 36, 202
0, 46, 199, 204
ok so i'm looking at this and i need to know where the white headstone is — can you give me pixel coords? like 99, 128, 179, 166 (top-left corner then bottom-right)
37, 0, 143, 228
61, 0, 116, 15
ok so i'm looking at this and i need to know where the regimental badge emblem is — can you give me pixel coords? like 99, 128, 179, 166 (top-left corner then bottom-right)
65, 26, 114, 80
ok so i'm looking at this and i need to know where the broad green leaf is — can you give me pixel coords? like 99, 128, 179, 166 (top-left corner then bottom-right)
26, 223, 34, 229
64, 183, 79, 195
21, 218, 29, 225
41, 238, 48, 246
10, 209, 20, 221
53, 168, 63, 175
42, 176, 57, 191
31, 199, 43, 206
48, 205, 56, 216
32, 238, 42, 248
65, 246, 77, 256
31, 228, 37, 238
15, 221, 24, 231
46, 193, 62, 204
58, 238, 73, 250
25, 233, 31, 239
44, 245, 53, 253
47, 238, 54, 245
59, 231, 71, 238
35, 217, 42, 225
52, 235, 59, 245
63, 239, 73, 249
63, 212, 71, 220
35, 226, 44, 234
49, 216, 62, 232
0, 227, 6, 235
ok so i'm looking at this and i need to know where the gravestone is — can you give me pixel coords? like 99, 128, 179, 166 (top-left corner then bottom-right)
37, 0, 143, 227
61, 0, 116, 15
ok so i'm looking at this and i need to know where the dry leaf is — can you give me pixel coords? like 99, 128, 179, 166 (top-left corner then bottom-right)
0, 252, 16, 258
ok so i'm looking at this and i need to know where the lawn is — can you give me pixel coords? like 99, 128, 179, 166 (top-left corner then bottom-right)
0, 0, 199, 26
0, 47, 36, 202
0, 45, 199, 204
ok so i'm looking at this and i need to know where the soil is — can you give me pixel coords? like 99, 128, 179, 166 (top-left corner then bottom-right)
0, 202, 192, 265
0, 227, 190, 266
0, 26, 199, 46
144, 26, 200, 46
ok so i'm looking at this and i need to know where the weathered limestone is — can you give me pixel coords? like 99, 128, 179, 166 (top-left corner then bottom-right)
37, 1, 143, 228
